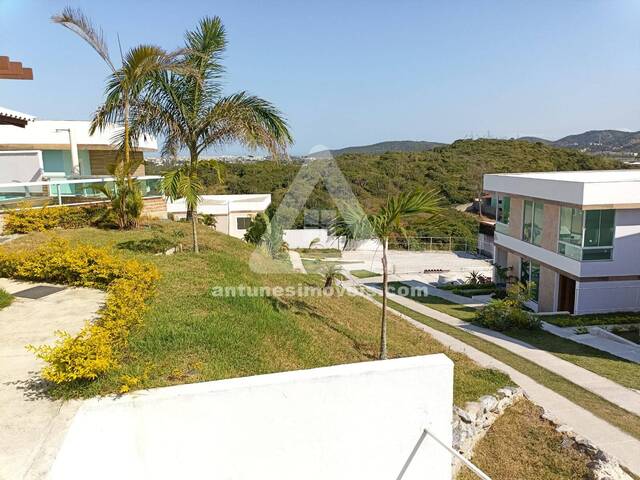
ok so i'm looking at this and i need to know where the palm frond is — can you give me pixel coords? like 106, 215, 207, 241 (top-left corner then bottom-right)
52, 7, 115, 71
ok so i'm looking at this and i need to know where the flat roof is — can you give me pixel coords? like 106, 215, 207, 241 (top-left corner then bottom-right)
484, 169, 640, 208
0, 120, 157, 151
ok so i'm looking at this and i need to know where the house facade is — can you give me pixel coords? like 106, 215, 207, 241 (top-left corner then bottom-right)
166, 194, 271, 239
0, 118, 157, 183
485, 170, 640, 315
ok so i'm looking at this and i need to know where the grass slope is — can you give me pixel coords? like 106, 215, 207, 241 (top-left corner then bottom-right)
457, 400, 591, 480
9, 223, 509, 404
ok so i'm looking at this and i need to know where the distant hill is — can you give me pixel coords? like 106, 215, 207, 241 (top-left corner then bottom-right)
309, 140, 445, 157
518, 130, 640, 156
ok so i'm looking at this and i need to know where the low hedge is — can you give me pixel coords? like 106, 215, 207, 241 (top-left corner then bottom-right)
0, 238, 159, 383
3, 204, 111, 234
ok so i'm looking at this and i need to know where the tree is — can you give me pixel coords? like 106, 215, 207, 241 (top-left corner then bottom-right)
52, 8, 176, 229
137, 17, 292, 252
335, 190, 442, 359
322, 263, 342, 289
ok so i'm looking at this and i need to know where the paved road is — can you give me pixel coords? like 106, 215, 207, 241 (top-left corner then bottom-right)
0, 279, 105, 480
344, 281, 640, 476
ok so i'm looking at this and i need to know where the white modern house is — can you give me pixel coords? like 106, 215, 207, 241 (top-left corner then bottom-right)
485, 170, 640, 314
166, 194, 272, 239
0, 110, 160, 207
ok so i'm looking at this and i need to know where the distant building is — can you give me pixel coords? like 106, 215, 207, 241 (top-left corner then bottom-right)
485, 170, 640, 314
166, 194, 271, 239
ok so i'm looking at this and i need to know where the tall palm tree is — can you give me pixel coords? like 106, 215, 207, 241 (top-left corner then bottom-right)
52, 8, 176, 228
334, 191, 442, 359
138, 17, 292, 252
371, 190, 442, 359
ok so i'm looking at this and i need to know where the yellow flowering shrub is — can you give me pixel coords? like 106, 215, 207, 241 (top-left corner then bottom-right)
0, 238, 160, 383
3, 204, 109, 234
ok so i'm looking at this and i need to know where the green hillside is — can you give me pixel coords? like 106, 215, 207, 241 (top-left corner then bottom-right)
195, 139, 624, 241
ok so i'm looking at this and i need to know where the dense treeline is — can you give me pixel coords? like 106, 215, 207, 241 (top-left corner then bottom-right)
150, 139, 625, 241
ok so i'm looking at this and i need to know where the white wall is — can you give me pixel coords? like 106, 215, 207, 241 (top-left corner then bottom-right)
283, 228, 382, 251
50, 355, 454, 480
0, 151, 43, 186
575, 279, 640, 314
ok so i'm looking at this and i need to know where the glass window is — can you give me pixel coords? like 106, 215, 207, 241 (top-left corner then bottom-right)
520, 258, 540, 302
559, 207, 583, 246
522, 200, 543, 246
558, 208, 615, 261
236, 217, 252, 230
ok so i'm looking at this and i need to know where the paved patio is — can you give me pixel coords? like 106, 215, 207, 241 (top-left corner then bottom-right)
0, 278, 105, 480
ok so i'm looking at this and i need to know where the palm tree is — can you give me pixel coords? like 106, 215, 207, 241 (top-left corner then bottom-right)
52, 8, 176, 228
335, 191, 442, 359
137, 17, 292, 252
322, 263, 343, 289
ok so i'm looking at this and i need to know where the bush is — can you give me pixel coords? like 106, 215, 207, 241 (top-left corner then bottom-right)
475, 283, 541, 331
0, 238, 160, 383
3, 204, 110, 234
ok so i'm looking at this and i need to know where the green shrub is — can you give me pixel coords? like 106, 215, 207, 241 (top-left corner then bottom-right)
0, 288, 13, 309
0, 238, 160, 383
475, 283, 541, 331
3, 204, 110, 234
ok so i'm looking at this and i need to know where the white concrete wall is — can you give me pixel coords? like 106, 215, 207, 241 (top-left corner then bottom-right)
284, 228, 382, 251
575, 279, 640, 314
0, 150, 43, 186
50, 355, 453, 480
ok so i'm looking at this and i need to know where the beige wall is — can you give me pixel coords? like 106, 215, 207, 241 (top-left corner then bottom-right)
508, 197, 523, 239
541, 203, 560, 253
89, 150, 145, 176
537, 265, 557, 312
507, 251, 521, 283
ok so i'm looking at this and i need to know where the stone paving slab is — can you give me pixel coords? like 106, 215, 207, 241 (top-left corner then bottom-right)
0, 278, 105, 480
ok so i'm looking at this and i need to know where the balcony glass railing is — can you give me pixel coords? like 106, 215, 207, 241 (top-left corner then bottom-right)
558, 241, 613, 261
0, 175, 163, 210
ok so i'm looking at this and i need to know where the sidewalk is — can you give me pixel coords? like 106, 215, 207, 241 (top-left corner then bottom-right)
0, 278, 105, 480
288, 251, 306, 273
543, 322, 640, 364
345, 284, 640, 476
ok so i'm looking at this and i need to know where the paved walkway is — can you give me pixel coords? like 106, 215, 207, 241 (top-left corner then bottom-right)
345, 284, 640, 476
288, 251, 306, 274
543, 322, 640, 364
0, 278, 105, 480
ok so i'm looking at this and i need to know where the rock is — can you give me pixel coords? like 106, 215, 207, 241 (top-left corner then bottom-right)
455, 406, 473, 424
575, 436, 600, 456
497, 387, 513, 398
479, 395, 499, 413
496, 397, 511, 413
463, 401, 483, 423
556, 424, 573, 434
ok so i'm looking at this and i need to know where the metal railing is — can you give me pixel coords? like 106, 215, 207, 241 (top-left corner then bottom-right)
387, 236, 477, 253
396, 427, 492, 480
0, 175, 162, 210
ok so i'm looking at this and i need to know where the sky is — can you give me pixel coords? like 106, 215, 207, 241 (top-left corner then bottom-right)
1, 0, 640, 155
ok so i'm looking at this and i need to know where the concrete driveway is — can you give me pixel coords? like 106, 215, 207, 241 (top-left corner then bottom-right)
339, 250, 493, 281
0, 278, 105, 480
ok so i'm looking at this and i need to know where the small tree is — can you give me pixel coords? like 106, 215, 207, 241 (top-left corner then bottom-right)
322, 264, 342, 288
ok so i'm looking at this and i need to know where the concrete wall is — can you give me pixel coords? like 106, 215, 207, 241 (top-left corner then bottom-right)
541, 203, 560, 253
575, 279, 640, 314
283, 229, 381, 251
50, 355, 454, 480
0, 150, 43, 184
507, 196, 523, 239
537, 265, 557, 312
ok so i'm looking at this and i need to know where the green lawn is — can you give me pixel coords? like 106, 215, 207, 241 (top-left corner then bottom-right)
296, 248, 341, 260
545, 311, 640, 327
8, 223, 510, 405
392, 281, 640, 390
379, 293, 640, 440
0, 288, 13, 310
350, 269, 379, 279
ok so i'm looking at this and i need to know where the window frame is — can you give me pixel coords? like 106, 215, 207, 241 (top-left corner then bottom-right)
495, 194, 511, 235
520, 258, 540, 302
557, 207, 615, 262
236, 216, 253, 231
